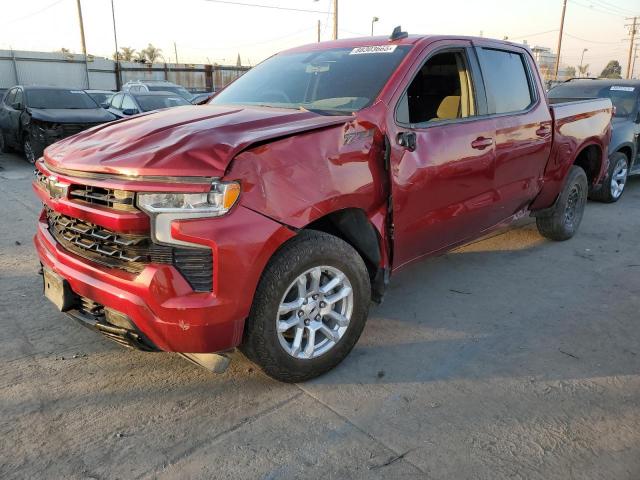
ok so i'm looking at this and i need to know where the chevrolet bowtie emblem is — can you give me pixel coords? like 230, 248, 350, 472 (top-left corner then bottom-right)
46, 175, 69, 199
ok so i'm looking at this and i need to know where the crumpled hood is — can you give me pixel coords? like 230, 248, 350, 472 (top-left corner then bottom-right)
29, 107, 116, 124
44, 105, 352, 177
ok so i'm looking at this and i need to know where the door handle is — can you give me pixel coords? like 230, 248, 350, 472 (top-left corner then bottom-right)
397, 131, 416, 151
471, 137, 493, 150
536, 125, 552, 137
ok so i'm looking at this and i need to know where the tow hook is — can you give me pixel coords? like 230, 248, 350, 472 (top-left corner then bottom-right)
179, 351, 233, 373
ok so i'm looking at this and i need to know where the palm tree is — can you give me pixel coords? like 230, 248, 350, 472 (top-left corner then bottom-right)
113, 47, 136, 62
142, 44, 163, 63
577, 64, 589, 77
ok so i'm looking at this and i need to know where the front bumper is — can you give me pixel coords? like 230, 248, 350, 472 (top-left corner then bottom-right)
35, 205, 294, 353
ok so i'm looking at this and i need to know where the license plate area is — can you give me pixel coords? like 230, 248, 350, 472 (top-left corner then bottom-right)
43, 268, 77, 311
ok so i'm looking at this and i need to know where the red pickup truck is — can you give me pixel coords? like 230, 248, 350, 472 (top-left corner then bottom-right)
34, 30, 612, 381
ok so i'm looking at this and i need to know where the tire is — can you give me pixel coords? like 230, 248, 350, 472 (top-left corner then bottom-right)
536, 165, 588, 241
589, 152, 629, 203
23, 135, 36, 164
0, 129, 6, 153
241, 230, 371, 383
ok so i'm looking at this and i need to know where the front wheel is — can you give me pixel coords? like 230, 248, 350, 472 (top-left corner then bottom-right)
23, 135, 36, 164
241, 230, 371, 382
536, 165, 588, 241
589, 152, 628, 203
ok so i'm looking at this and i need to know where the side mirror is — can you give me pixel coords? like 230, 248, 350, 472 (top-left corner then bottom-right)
12, 102, 23, 110
635, 111, 640, 124
100, 102, 110, 109
122, 108, 138, 116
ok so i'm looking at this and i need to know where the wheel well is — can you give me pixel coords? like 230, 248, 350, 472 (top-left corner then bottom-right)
573, 145, 602, 186
617, 146, 632, 162
305, 208, 387, 302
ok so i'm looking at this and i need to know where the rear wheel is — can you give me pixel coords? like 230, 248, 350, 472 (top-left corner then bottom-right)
589, 152, 628, 203
241, 230, 371, 382
536, 165, 588, 241
0, 130, 6, 153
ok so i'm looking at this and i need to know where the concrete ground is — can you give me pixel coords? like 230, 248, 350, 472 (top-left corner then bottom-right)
0, 150, 639, 480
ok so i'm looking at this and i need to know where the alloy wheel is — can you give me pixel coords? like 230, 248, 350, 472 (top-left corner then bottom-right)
564, 183, 582, 230
276, 266, 353, 360
23, 138, 35, 164
610, 157, 628, 200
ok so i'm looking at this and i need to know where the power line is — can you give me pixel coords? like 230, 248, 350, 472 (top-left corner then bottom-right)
564, 32, 625, 44
203, 0, 328, 14
569, 0, 627, 17
589, 0, 639, 16
5, 0, 66, 24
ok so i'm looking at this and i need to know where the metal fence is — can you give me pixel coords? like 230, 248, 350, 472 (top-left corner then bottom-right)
0, 49, 250, 92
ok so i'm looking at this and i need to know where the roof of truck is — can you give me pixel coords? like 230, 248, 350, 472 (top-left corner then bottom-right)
282, 33, 528, 55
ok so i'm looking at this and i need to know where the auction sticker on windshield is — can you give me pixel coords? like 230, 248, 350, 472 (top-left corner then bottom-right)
350, 45, 398, 55
610, 86, 635, 92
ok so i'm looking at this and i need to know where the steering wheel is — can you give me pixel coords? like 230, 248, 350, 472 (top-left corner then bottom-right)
261, 90, 292, 104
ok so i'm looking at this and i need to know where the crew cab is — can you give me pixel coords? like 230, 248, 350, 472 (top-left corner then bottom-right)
33, 30, 612, 382
549, 79, 640, 202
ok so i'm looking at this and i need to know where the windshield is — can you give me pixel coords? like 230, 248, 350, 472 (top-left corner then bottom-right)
147, 85, 194, 101
211, 46, 411, 114
25, 89, 99, 109
548, 83, 638, 117
135, 94, 189, 111
87, 92, 113, 106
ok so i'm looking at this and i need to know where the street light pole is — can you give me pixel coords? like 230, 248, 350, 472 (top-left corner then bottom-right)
579, 48, 588, 77
371, 16, 379, 36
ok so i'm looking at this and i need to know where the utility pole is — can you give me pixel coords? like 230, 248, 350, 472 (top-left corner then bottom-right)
76, 0, 90, 88
332, 0, 338, 40
554, 0, 567, 80
110, 0, 121, 90
625, 17, 637, 79
317, 19, 321, 42
174, 42, 179, 64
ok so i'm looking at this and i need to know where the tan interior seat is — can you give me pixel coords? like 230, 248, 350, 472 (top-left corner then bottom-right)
432, 95, 461, 121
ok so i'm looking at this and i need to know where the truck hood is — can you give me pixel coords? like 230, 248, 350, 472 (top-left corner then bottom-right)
28, 107, 117, 124
44, 105, 352, 178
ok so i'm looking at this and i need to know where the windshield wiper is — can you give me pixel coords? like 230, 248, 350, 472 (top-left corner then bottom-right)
299, 106, 351, 116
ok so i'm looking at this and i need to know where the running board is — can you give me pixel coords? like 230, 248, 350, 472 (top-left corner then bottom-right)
179, 352, 232, 373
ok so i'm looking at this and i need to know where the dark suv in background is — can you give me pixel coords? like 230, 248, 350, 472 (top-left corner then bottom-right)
549, 79, 640, 202
0, 86, 117, 163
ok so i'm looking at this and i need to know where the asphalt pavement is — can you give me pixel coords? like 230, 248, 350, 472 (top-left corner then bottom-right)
1, 150, 639, 479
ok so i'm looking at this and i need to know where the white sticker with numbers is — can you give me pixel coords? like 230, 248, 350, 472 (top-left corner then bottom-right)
350, 45, 398, 55
610, 86, 635, 92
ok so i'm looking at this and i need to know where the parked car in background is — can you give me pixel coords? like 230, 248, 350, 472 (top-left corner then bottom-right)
0, 86, 117, 163
106, 91, 190, 118
548, 79, 640, 202
122, 80, 195, 103
190, 91, 216, 105
34, 32, 612, 381
85, 89, 115, 108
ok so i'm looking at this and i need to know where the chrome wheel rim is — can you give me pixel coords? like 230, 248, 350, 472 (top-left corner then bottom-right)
24, 139, 35, 164
276, 266, 353, 360
610, 157, 628, 199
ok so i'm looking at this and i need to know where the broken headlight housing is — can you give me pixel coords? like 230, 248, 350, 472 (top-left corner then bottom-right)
137, 180, 240, 247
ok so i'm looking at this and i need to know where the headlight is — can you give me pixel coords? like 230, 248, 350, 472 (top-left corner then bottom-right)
137, 180, 240, 247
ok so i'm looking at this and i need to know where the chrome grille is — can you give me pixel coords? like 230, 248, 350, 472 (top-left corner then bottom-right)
45, 208, 213, 291
69, 185, 137, 212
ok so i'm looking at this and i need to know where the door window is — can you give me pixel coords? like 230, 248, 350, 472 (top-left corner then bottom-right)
478, 48, 533, 114
13, 89, 23, 108
397, 51, 476, 124
5, 88, 16, 106
121, 95, 137, 112
110, 93, 124, 109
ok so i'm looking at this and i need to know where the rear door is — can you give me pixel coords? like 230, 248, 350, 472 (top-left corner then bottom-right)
0, 89, 16, 143
387, 40, 498, 268
475, 44, 553, 219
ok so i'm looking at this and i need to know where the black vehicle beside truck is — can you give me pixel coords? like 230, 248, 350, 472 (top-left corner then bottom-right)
548, 79, 640, 202
0, 86, 117, 163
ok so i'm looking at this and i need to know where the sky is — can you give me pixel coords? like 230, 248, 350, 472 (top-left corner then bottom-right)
2, 0, 639, 76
